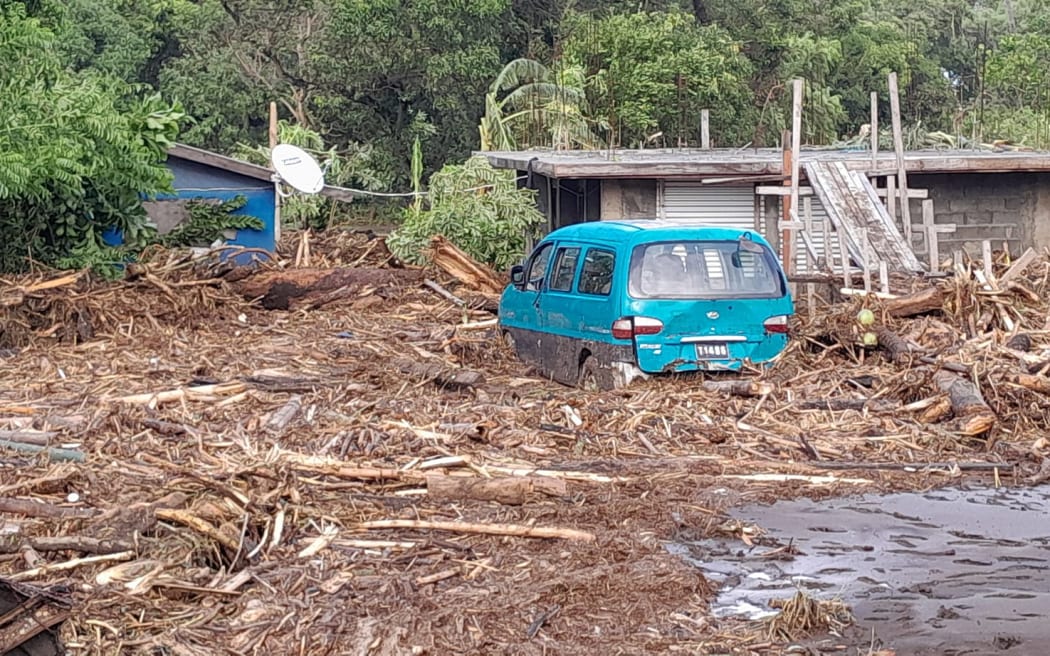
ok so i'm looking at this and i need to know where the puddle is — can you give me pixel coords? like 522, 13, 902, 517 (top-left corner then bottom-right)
673, 486, 1050, 654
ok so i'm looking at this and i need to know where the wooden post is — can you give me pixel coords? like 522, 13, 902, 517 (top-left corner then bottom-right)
269, 101, 282, 243
982, 239, 995, 283
701, 109, 711, 149
838, 228, 851, 289
764, 195, 780, 253
781, 130, 794, 269
787, 79, 804, 277
862, 227, 872, 293
804, 196, 816, 313
886, 175, 897, 223
923, 199, 940, 272
879, 261, 889, 295
870, 91, 879, 168
888, 73, 912, 244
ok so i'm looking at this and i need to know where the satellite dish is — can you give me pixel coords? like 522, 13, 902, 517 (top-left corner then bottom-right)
270, 144, 325, 195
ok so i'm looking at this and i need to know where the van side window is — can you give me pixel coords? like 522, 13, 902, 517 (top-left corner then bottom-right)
525, 243, 553, 291
549, 247, 581, 292
578, 249, 615, 296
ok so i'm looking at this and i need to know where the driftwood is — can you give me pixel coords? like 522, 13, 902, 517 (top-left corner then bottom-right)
229, 268, 423, 310
1009, 373, 1050, 395
932, 370, 996, 435
266, 395, 302, 433
0, 430, 56, 446
702, 380, 773, 397
874, 327, 916, 362
0, 498, 96, 520
0, 536, 134, 555
425, 474, 566, 505
883, 286, 944, 317
798, 398, 898, 412
394, 359, 485, 388
8, 551, 135, 582
355, 518, 595, 542
1005, 333, 1033, 352
0, 441, 84, 463
426, 236, 505, 295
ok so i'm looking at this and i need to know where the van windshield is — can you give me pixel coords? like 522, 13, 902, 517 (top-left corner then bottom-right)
628, 240, 784, 299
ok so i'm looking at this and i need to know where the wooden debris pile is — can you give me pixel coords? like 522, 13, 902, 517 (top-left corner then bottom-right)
0, 232, 1048, 652
790, 246, 1050, 439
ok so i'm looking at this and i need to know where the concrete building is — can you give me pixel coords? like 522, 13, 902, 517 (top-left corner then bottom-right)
482, 148, 1050, 272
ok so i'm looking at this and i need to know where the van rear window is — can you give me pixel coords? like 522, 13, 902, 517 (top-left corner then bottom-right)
628, 241, 783, 299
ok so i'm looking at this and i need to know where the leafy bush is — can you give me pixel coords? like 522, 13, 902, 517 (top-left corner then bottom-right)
160, 196, 264, 248
0, 4, 185, 274
387, 157, 544, 271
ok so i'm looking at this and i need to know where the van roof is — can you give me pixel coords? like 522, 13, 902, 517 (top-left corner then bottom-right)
545, 220, 770, 246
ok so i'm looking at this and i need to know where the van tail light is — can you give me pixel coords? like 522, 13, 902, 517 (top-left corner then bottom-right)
763, 315, 789, 334
612, 316, 664, 340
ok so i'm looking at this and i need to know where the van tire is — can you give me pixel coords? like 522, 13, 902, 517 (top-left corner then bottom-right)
577, 357, 607, 391
501, 330, 516, 353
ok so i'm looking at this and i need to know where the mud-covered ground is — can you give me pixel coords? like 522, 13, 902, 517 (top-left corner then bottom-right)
0, 232, 1046, 655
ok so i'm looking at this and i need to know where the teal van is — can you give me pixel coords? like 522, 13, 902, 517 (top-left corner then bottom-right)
498, 220, 793, 389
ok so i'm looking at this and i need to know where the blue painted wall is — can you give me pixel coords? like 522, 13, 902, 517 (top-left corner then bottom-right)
162, 158, 276, 264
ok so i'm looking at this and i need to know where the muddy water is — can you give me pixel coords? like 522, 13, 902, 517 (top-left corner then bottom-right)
673, 486, 1050, 654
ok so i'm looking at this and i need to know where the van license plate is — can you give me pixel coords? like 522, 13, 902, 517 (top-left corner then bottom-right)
695, 343, 729, 359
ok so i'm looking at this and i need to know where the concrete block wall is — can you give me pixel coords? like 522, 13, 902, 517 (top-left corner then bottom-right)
600, 180, 658, 220
911, 172, 1050, 257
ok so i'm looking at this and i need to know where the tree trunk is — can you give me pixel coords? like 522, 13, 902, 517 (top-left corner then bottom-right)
884, 286, 944, 317
932, 370, 996, 435
875, 327, 915, 362
426, 236, 506, 295
228, 268, 423, 310
702, 380, 773, 397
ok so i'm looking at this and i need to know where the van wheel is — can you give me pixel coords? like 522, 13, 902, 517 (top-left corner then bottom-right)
501, 330, 516, 352
577, 357, 606, 391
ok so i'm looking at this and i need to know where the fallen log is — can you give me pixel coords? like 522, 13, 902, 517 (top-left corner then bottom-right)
1009, 373, 1050, 395
0, 536, 134, 555
874, 327, 917, 362
425, 474, 567, 505
426, 236, 506, 295
702, 380, 773, 397
8, 551, 135, 582
0, 498, 96, 520
355, 518, 595, 542
0, 430, 57, 446
393, 359, 485, 388
0, 441, 84, 463
265, 395, 302, 433
797, 398, 898, 412
932, 370, 996, 435
883, 286, 944, 317
229, 267, 424, 310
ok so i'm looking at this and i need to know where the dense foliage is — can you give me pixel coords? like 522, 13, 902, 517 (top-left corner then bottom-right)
0, 3, 185, 273
387, 157, 544, 271
5, 0, 1050, 271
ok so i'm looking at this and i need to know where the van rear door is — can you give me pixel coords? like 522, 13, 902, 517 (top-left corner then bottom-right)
621, 239, 791, 371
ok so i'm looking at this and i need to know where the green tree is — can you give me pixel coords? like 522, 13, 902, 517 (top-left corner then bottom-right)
561, 10, 754, 147
0, 2, 185, 273
479, 58, 603, 151
387, 157, 544, 271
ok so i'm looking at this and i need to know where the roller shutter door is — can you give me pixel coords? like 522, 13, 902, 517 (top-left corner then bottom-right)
660, 182, 758, 231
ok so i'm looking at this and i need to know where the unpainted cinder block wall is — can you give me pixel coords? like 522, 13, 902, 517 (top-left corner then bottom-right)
911, 172, 1050, 257
600, 180, 658, 220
